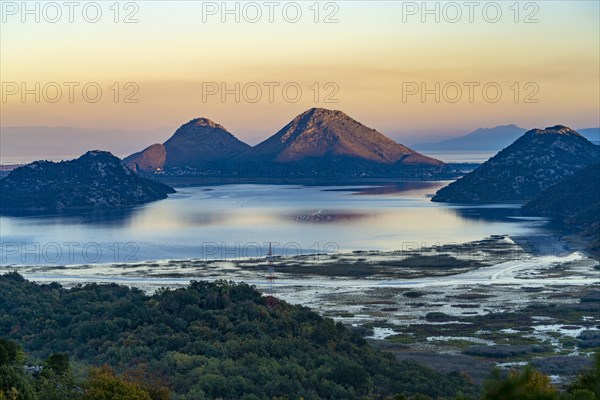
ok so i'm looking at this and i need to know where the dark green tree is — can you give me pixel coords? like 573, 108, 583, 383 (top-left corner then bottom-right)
0, 365, 35, 400
483, 367, 558, 400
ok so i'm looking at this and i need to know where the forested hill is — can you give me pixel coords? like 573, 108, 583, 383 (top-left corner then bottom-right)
432, 125, 600, 203
0, 273, 473, 400
0, 151, 174, 212
523, 164, 600, 253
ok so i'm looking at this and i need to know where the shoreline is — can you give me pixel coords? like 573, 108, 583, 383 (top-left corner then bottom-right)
1, 231, 594, 281
1, 234, 598, 383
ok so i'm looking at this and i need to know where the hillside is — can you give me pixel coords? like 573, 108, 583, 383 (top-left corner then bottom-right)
0, 273, 474, 400
0, 151, 175, 212
523, 164, 600, 252
124, 143, 167, 173
432, 126, 600, 203
246, 108, 444, 167
124, 118, 251, 172
163, 118, 251, 167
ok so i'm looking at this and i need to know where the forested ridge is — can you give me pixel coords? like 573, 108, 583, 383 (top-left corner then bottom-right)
0, 273, 471, 399
0, 273, 597, 400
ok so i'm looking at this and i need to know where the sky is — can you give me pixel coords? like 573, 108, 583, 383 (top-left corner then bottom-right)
1, 0, 599, 148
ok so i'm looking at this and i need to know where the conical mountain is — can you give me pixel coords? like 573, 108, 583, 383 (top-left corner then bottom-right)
432, 125, 600, 203
164, 118, 250, 167
125, 118, 250, 172
245, 108, 444, 167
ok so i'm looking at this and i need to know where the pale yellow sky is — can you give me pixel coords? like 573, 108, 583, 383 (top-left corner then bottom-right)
1, 1, 599, 143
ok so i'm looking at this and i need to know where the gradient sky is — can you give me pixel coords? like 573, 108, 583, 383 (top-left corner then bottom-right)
1, 0, 599, 145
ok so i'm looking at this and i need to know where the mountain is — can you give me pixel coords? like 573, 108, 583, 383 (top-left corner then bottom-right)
163, 118, 251, 167
124, 118, 250, 172
244, 108, 444, 169
523, 163, 600, 220
431, 125, 600, 203
523, 164, 600, 253
0, 151, 175, 212
123, 143, 167, 173
413, 125, 527, 151
124, 109, 448, 180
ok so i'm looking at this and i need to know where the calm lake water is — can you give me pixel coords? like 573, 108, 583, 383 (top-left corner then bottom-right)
0, 183, 546, 266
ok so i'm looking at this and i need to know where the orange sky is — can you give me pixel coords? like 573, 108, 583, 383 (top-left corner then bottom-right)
1, 1, 599, 143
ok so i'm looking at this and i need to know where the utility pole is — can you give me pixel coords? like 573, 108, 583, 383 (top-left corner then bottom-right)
266, 242, 276, 308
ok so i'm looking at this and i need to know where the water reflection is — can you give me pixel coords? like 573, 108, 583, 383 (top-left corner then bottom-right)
0, 184, 546, 265
443, 205, 525, 224
285, 210, 371, 224
324, 182, 443, 196
128, 206, 231, 230
1, 207, 140, 227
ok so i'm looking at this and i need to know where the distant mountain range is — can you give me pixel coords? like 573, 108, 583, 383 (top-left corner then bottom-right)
0, 151, 175, 212
413, 125, 600, 151
125, 108, 446, 179
579, 128, 600, 144
413, 125, 527, 151
431, 125, 600, 203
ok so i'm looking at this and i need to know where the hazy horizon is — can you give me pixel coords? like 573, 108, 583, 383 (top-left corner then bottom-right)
2, 1, 598, 146
1, 118, 598, 164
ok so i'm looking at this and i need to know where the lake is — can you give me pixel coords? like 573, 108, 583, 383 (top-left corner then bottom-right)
0, 182, 547, 266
